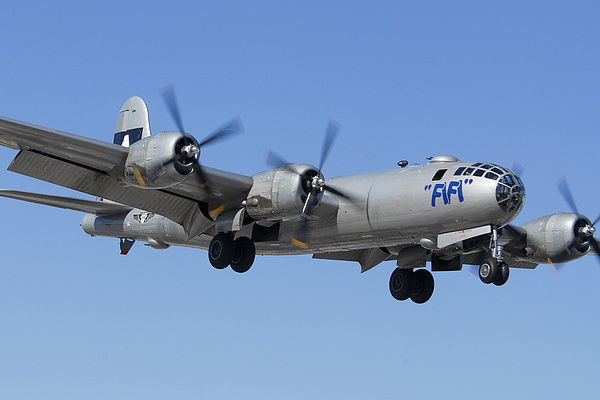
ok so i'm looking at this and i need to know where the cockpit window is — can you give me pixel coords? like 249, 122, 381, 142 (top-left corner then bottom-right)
473, 169, 485, 177
516, 176, 524, 187
432, 169, 447, 181
500, 175, 515, 186
485, 172, 498, 180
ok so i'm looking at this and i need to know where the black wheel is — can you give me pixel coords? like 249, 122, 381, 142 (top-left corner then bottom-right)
389, 268, 415, 301
493, 263, 510, 286
479, 258, 498, 284
410, 269, 435, 304
230, 237, 256, 273
208, 233, 234, 269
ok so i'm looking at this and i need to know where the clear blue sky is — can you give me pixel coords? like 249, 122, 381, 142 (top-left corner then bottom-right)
1, 1, 599, 398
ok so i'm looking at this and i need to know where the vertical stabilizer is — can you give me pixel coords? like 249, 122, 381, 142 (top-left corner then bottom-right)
113, 96, 151, 147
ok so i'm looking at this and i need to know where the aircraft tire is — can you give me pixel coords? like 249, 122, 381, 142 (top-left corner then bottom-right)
389, 268, 415, 301
410, 269, 435, 304
479, 258, 498, 284
230, 237, 256, 273
493, 263, 510, 286
209, 233, 235, 269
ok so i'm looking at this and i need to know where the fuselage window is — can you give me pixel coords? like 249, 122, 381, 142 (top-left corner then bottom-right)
432, 169, 448, 181
454, 167, 466, 176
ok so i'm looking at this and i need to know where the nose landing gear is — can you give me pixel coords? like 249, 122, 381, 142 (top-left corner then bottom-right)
479, 258, 509, 286
478, 226, 510, 286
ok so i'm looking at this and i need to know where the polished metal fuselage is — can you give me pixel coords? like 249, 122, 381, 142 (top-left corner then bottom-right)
82, 160, 524, 256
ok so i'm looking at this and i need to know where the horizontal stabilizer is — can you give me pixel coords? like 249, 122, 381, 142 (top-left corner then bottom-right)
0, 189, 132, 215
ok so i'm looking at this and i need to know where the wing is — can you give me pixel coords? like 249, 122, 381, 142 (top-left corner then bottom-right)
0, 116, 128, 170
0, 116, 253, 236
0, 189, 132, 215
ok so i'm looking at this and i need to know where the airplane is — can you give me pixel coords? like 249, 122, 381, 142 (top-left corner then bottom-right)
0, 87, 598, 304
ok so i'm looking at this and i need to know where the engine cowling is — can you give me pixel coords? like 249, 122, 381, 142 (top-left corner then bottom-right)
245, 163, 325, 222
519, 212, 592, 263
121, 131, 198, 189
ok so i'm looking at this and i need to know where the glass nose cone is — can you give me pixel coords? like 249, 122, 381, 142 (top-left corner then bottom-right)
496, 174, 525, 213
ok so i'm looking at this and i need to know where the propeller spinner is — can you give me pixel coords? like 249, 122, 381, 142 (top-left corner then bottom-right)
160, 84, 243, 196
265, 120, 354, 248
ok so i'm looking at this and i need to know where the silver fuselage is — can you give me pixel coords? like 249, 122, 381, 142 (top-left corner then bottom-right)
82, 160, 525, 255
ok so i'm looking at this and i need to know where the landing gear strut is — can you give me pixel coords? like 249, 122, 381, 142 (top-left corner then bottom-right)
478, 226, 510, 286
389, 268, 435, 304
208, 233, 256, 273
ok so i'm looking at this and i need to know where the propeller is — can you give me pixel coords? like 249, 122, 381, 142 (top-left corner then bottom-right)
160, 84, 243, 197
511, 161, 525, 178
264, 120, 355, 248
264, 120, 353, 203
556, 176, 600, 265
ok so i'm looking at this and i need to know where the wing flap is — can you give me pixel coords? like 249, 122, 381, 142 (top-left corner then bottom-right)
167, 166, 253, 209
8, 150, 210, 236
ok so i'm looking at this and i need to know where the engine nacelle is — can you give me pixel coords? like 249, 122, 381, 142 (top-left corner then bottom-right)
121, 131, 197, 189
519, 212, 591, 263
245, 163, 323, 222
82, 208, 212, 243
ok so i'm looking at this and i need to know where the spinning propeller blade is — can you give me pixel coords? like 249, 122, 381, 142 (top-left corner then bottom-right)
293, 120, 355, 247
318, 120, 340, 172
263, 148, 291, 169
511, 162, 525, 178
198, 117, 244, 148
160, 84, 185, 134
556, 176, 579, 215
556, 176, 600, 266
261, 120, 358, 248
160, 84, 243, 199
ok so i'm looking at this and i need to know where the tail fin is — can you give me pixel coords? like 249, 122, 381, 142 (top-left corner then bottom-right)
113, 96, 151, 147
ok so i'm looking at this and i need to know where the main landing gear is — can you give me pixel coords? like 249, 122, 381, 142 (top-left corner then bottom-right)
389, 268, 435, 304
208, 233, 256, 273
